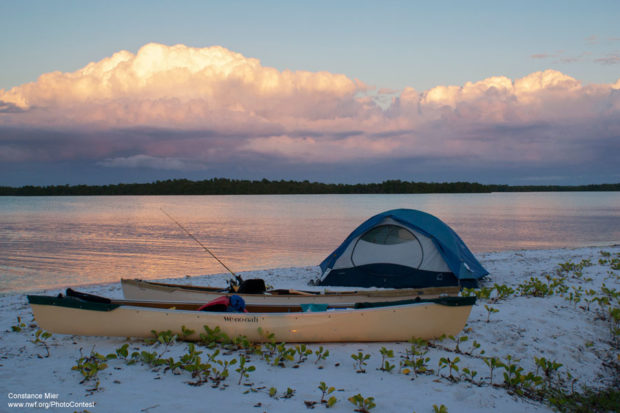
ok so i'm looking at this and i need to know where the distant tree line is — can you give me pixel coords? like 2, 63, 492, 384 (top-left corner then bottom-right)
0, 178, 618, 196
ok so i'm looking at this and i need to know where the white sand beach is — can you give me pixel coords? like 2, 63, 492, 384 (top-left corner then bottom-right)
1, 245, 618, 413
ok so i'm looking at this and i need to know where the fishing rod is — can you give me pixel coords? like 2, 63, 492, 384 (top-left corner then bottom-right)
160, 208, 243, 286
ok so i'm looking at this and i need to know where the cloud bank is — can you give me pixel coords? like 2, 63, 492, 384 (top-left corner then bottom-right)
1, 43, 618, 183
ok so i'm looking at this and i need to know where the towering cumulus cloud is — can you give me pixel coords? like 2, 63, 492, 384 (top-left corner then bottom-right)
0, 43, 363, 127
0, 43, 618, 182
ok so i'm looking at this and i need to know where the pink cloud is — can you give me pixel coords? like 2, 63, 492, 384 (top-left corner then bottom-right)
0, 43, 619, 170
0, 43, 365, 129
99, 154, 209, 170
594, 53, 620, 65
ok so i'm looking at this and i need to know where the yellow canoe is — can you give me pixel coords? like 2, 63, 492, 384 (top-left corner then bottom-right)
28, 292, 475, 343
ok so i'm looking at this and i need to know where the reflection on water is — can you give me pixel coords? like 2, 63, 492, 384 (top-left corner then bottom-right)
1, 193, 619, 292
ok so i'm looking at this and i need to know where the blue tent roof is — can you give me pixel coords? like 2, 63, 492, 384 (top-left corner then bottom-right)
319, 209, 488, 280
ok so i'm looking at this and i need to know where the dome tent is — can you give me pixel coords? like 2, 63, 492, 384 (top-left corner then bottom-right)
318, 209, 488, 289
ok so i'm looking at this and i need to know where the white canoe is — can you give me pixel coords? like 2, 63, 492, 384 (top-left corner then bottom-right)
28, 293, 475, 343
121, 278, 460, 305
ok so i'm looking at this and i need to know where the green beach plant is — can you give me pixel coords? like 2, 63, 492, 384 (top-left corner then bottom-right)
566, 286, 583, 306
281, 387, 295, 399
72, 348, 110, 391
351, 351, 371, 373
401, 338, 431, 377
556, 259, 593, 277
348, 393, 375, 413
477, 286, 493, 300
150, 329, 178, 357
378, 347, 395, 372
257, 327, 276, 342
294, 343, 313, 364
209, 355, 236, 387
318, 381, 337, 407
183, 357, 211, 386
232, 335, 260, 355
438, 356, 460, 381
113, 343, 130, 360
180, 343, 212, 385
314, 345, 330, 365
483, 356, 502, 386
272, 343, 295, 367
460, 287, 476, 298
200, 325, 231, 348
500, 355, 523, 389
518, 277, 555, 297
484, 305, 499, 323
258, 329, 279, 362
180, 325, 195, 339
269, 386, 278, 398
11, 316, 26, 332
461, 367, 479, 384
179, 342, 202, 366
466, 286, 493, 300
467, 339, 485, 357
31, 328, 52, 358
160, 356, 183, 374
534, 356, 562, 384
499, 355, 544, 395
451, 334, 468, 354
131, 350, 160, 367
235, 355, 255, 385
491, 283, 515, 302
432, 404, 448, 413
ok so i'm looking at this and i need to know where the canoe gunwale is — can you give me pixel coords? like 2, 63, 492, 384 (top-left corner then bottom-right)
27, 293, 475, 313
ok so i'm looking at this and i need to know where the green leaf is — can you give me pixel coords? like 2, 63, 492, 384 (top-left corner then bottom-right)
327, 395, 337, 407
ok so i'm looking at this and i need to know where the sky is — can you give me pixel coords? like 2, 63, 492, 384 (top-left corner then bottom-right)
1, 0, 619, 186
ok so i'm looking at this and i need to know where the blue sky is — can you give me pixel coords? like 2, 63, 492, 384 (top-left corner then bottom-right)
1, 1, 619, 186
2, 1, 619, 91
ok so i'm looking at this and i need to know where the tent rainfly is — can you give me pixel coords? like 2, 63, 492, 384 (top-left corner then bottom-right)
318, 209, 488, 289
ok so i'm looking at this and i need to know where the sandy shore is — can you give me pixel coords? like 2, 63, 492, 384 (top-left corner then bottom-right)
1, 245, 618, 413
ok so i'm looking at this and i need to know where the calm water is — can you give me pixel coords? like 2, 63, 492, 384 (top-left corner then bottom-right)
1, 193, 619, 292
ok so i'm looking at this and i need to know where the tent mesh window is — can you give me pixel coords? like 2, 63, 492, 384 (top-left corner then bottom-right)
352, 224, 425, 270
359, 224, 416, 245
